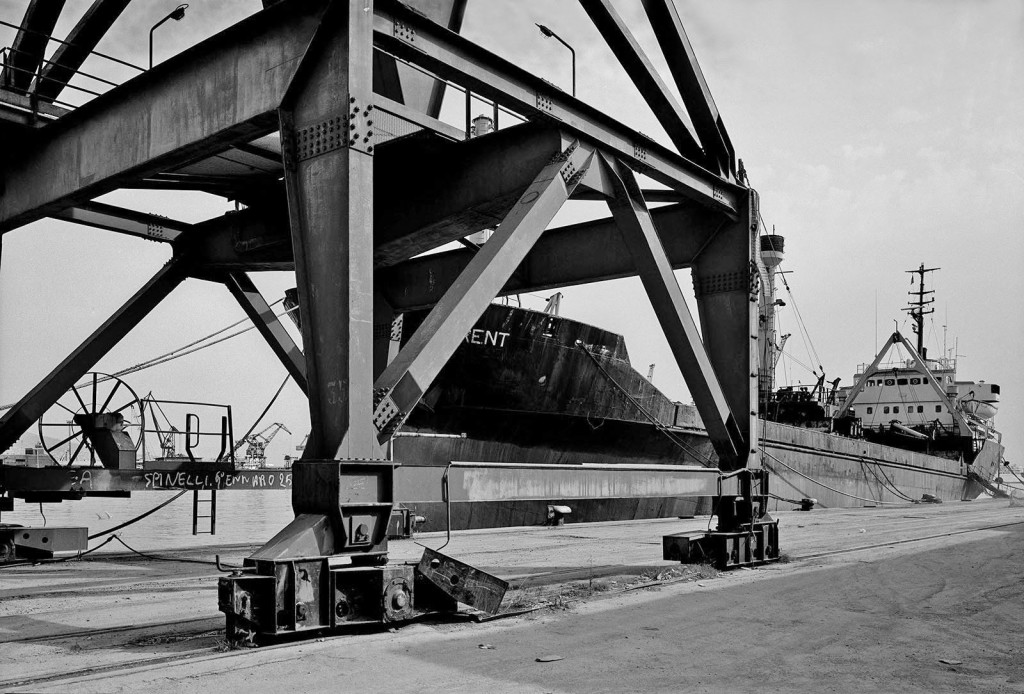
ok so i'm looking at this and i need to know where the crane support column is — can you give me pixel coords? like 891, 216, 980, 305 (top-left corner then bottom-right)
279, 0, 379, 462
691, 187, 761, 472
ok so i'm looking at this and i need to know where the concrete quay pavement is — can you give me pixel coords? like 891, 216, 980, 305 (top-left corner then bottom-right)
1, 498, 1023, 693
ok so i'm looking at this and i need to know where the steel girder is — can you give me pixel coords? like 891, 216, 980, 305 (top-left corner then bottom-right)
381, 200, 725, 310
0, 0, 739, 235
0, 0, 329, 233
641, 0, 735, 179
372, 138, 597, 440
52, 201, 192, 243
279, 0, 380, 461
223, 272, 308, 395
379, 0, 467, 118
601, 156, 744, 466
1, 0, 66, 93
373, 124, 570, 266
143, 192, 725, 305
372, 0, 740, 217
690, 188, 761, 471
34, 0, 133, 104
578, 0, 705, 167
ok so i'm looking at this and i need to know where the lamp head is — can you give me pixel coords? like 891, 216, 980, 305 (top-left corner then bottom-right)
171, 3, 188, 21
535, 23, 554, 38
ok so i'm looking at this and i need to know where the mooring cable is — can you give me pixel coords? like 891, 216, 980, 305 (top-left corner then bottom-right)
762, 450, 902, 505
87, 489, 189, 540
575, 344, 715, 467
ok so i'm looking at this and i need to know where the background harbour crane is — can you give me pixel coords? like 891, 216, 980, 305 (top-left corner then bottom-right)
234, 422, 291, 469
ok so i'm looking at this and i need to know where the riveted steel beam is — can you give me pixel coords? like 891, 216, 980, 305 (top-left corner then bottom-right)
1, 0, 66, 94
641, 0, 735, 178
390, 0, 467, 118
578, 0, 704, 165
280, 0, 379, 461
601, 155, 742, 466
0, 256, 188, 453
223, 271, 307, 395
690, 184, 761, 471
371, 139, 596, 441
34, 0, 132, 103
52, 201, 192, 243
374, 123, 566, 266
372, 0, 739, 217
0, 1, 328, 234
381, 201, 724, 310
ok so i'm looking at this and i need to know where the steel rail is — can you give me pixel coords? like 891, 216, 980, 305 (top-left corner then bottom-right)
790, 518, 1024, 562
0, 615, 221, 645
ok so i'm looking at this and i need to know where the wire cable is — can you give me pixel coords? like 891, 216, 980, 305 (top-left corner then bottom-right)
234, 374, 292, 457
762, 450, 903, 505
575, 344, 715, 466
1, 302, 298, 412
105, 535, 218, 566
87, 490, 188, 540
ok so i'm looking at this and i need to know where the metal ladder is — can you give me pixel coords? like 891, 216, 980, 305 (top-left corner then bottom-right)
192, 489, 217, 535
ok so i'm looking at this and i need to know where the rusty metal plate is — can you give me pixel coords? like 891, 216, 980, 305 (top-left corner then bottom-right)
417, 547, 508, 615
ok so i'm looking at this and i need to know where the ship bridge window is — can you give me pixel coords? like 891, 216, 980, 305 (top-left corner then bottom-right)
866, 407, 873, 414
884, 378, 895, 386
883, 406, 890, 414
935, 405, 942, 413
910, 378, 921, 385
917, 406, 924, 413
893, 406, 900, 413
868, 380, 875, 386
991, 384, 1001, 395
897, 378, 908, 385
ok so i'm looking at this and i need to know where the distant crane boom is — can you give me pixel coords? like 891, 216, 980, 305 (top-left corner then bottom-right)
237, 422, 292, 469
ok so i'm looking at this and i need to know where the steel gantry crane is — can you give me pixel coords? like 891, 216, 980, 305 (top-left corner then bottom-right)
0, 0, 778, 640
235, 422, 292, 469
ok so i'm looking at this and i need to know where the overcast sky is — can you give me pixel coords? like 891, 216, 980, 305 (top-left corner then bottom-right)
1, 0, 1021, 463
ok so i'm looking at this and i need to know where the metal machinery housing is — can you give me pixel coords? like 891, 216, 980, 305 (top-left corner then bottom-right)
0, 0, 778, 638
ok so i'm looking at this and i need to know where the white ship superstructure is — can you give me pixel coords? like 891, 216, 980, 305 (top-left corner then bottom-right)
841, 356, 1000, 440
834, 264, 1002, 457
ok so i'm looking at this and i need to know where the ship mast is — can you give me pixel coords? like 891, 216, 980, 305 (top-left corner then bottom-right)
903, 263, 939, 358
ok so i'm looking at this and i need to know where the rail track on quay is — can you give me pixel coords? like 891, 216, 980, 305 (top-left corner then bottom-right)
2, 503, 1022, 691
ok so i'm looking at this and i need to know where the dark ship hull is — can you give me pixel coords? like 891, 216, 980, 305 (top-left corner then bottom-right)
390, 304, 1004, 531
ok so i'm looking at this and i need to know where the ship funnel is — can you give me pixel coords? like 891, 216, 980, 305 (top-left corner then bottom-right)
760, 235, 785, 270
471, 114, 494, 138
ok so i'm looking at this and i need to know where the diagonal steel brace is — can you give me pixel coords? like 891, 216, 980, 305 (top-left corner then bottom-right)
601, 154, 743, 466
369, 138, 596, 443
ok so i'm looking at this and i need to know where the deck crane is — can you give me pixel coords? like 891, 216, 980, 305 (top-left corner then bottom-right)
235, 422, 291, 469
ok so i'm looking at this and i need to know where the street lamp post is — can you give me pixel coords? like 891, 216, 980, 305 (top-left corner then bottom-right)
149, 4, 189, 70
535, 23, 575, 97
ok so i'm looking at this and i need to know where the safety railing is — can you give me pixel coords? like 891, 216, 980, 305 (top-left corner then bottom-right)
375, 47, 528, 140
139, 397, 235, 467
0, 16, 145, 115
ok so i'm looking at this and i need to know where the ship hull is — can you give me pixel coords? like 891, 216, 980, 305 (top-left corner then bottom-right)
389, 304, 1004, 530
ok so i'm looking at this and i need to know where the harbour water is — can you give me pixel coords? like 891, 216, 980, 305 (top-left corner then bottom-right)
1, 488, 294, 553
4, 478, 1022, 556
